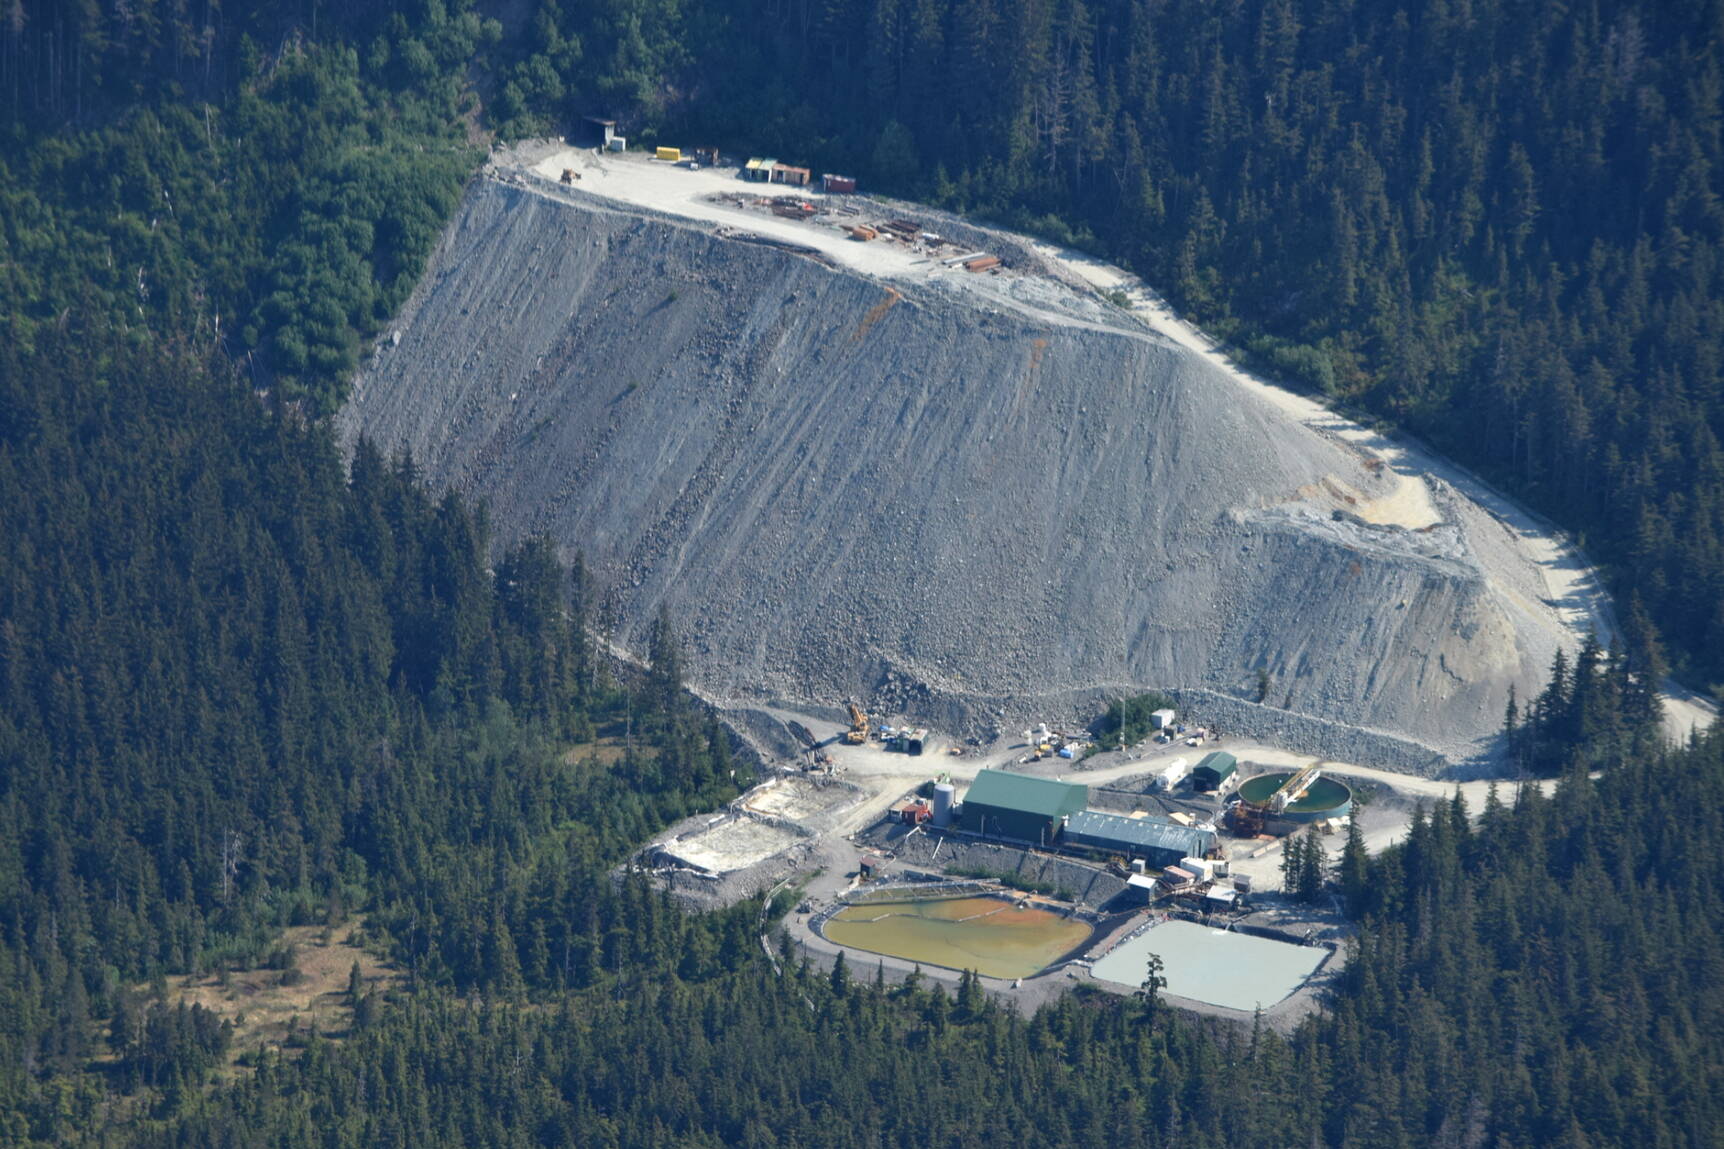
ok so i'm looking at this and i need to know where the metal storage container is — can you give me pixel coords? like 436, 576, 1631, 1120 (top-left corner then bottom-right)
932, 782, 956, 827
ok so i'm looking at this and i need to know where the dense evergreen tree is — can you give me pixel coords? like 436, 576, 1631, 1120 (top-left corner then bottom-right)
1280, 824, 1327, 902
1511, 627, 1664, 773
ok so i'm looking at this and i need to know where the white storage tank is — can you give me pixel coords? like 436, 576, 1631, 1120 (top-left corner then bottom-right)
1154, 756, 1190, 791
931, 782, 956, 827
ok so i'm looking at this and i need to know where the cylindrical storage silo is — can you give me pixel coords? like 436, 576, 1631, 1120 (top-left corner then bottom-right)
932, 783, 956, 827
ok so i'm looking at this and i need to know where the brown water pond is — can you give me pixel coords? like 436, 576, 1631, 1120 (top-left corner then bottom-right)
821, 895, 1093, 980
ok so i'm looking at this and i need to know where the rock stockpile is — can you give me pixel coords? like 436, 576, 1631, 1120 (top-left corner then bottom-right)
341, 177, 1569, 762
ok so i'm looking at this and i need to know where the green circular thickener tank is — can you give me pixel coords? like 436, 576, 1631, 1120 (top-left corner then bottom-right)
1236, 773, 1353, 823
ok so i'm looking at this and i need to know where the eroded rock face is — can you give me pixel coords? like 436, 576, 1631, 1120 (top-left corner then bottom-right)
340, 179, 1565, 759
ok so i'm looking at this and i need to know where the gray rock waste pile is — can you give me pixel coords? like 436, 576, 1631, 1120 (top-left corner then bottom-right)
339, 177, 1568, 762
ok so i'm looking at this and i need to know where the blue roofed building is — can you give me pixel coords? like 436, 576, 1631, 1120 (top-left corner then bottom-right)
1060, 810, 1215, 869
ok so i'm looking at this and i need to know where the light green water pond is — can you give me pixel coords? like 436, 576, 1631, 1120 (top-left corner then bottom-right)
1091, 920, 1324, 1010
822, 896, 1093, 980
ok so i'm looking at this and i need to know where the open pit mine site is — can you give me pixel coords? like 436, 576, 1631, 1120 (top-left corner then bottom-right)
339, 144, 1578, 766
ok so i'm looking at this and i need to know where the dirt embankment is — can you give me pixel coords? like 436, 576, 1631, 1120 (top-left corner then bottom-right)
884, 834, 1130, 908
340, 178, 1571, 763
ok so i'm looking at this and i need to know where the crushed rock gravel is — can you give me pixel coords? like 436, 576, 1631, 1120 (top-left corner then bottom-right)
340, 173, 1575, 764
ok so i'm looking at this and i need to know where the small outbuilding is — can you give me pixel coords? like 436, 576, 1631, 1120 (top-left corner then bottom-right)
886, 728, 928, 755
823, 173, 857, 193
1204, 886, 1238, 910
578, 116, 617, 148
771, 163, 811, 187
959, 769, 1088, 845
1123, 873, 1159, 904
744, 158, 776, 182
1191, 751, 1239, 792
890, 799, 931, 825
1151, 708, 1177, 730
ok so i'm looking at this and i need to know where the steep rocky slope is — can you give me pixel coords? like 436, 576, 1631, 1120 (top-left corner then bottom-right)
339, 177, 1568, 760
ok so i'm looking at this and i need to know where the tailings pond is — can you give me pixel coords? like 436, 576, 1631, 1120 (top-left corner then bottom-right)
1091, 920, 1326, 1011
821, 896, 1093, 980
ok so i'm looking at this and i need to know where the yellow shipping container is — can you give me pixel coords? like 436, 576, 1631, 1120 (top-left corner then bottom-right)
656, 146, 681, 162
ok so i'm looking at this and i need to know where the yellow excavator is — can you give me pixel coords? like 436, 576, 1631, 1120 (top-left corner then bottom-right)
844, 702, 870, 744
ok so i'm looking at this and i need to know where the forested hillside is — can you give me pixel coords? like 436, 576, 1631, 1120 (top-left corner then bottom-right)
0, 329, 752, 1139
4, 2, 1724, 1146
1, 3, 486, 414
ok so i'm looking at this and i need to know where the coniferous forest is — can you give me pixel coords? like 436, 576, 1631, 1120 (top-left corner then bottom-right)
4, 1, 1724, 1145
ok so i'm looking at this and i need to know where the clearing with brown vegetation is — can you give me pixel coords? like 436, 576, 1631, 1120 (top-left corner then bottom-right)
154, 919, 401, 1071
565, 728, 652, 767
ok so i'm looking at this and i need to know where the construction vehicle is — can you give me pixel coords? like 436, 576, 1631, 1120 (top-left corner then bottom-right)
844, 702, 870, 744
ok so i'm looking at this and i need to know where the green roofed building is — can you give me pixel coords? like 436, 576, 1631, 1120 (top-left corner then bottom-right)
1191, 751, 1238, 791
959, 769, 1088, 844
